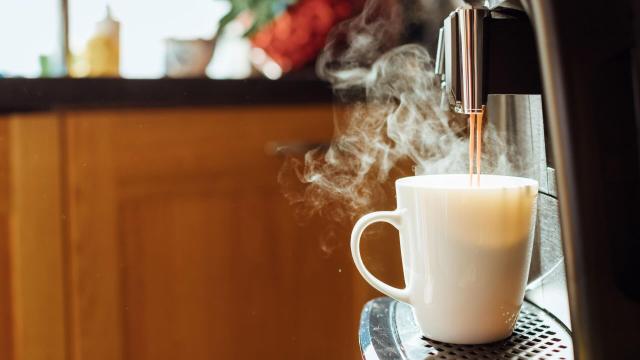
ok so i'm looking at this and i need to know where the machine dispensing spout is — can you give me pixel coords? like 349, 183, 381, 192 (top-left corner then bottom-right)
436, 8, 489, 115
435, 3, 540, 115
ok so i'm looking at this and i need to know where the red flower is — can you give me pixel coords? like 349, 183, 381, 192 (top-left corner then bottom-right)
252, 0, 363, 72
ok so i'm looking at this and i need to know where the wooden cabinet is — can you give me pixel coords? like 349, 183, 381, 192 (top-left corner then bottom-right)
0, 106, 403, 360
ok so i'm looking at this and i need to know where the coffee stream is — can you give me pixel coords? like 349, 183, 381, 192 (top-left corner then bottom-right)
468, 106, 485, 186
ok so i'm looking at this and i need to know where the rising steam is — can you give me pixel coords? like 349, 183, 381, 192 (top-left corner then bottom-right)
281, 0, 513, 222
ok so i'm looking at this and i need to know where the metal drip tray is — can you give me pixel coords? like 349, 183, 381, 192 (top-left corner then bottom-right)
359, 297, 573, 360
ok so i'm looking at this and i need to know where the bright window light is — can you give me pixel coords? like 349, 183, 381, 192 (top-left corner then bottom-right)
0, 0, 61, 77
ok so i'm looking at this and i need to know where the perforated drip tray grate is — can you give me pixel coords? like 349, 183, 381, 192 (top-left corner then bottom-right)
359, 297, 573, 360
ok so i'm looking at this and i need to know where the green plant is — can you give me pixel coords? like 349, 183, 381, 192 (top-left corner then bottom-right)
217, 0, 300, 37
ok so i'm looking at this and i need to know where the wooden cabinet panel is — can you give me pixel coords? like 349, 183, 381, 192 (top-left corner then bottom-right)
6, 113, 68, 360
119, 192, 237, 359
0, 117, 13, 360
65, 113, 122, 360
64, 106, 376, 360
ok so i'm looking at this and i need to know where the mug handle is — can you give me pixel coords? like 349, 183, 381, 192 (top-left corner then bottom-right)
350, 209, 410, 303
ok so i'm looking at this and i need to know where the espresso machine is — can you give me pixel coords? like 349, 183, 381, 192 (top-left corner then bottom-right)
358, 1, 640, 359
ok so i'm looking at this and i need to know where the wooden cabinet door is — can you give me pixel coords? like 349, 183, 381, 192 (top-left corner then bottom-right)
63, 106, 379, 360
1, 106, 405, 360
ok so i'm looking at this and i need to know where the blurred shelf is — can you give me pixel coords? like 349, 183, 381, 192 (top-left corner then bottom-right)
0, 77, 334, 113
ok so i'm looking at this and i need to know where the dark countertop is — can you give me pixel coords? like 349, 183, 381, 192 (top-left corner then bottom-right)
0, 77, 334, 113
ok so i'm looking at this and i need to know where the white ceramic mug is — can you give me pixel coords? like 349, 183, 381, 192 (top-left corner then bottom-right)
351, 174, 538, 344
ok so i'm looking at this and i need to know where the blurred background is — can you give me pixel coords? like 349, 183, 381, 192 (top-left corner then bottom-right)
0, 0, 454, 359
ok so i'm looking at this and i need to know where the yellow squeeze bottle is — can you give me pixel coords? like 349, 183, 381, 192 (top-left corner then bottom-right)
85, 6, 120, 77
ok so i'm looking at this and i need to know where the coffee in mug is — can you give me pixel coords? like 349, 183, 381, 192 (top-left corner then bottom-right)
351, 174, 538, 344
